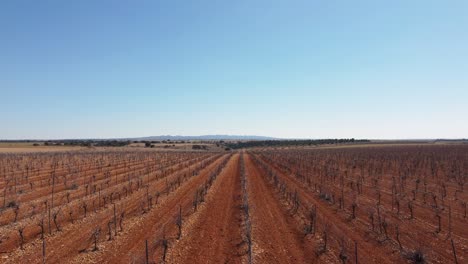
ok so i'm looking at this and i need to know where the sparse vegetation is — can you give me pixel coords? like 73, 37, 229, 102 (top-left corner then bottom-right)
0, 144, 466, 263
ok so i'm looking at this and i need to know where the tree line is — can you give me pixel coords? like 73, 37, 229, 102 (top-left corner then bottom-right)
226, 138, 369, 149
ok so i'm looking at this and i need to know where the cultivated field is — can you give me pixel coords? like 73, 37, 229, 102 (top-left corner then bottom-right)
0, 145, 467, 263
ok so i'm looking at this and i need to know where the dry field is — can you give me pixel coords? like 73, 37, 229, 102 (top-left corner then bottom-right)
0, 143, 84, 153
0, 145, 467, 263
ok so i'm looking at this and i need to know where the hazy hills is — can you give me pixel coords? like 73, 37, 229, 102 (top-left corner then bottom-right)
131, 135, 278, 141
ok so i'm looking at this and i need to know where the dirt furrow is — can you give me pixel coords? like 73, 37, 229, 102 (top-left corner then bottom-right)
4, 154, 225, 264
244, 153, 308, 264
254, 153, 402, 264
262, 152, 468, 261
167, 153, 244, 264
0, 155, 214, 253
86, 154, 232, 264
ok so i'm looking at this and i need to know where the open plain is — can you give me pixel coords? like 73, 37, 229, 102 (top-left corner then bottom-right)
0, 143, 467, 263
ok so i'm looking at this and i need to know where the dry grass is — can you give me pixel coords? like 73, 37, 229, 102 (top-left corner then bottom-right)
0, 142, 84, 153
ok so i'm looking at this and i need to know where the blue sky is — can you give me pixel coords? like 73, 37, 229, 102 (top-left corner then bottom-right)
1, 0, 467, 139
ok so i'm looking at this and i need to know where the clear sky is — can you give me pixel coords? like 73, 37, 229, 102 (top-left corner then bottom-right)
1, 0, 467, 139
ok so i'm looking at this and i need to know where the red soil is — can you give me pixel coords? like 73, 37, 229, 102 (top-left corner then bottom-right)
1, 145, 467, 264
243, 153, 309, 263
167, 153, 244, 264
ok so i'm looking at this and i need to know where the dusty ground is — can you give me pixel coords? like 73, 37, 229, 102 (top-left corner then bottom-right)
0, 143, 84, 153
1, 145, 467, 263
244, 153, 310, 263
0, 142, 224, 153
167, 154, 244, 264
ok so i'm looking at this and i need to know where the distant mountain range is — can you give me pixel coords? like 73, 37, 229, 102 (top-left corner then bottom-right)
129, 135, 279, 141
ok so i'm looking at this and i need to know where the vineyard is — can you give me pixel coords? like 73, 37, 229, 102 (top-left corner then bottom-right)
0, 145, 467, 263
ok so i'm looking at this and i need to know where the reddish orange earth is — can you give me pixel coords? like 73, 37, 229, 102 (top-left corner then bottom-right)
1, 145, 467, 263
